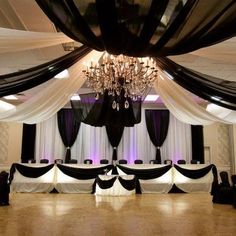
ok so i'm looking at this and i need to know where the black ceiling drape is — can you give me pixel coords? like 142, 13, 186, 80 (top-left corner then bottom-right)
71, 90, 142, 127
155, 57, 236, 110
106, 124, 124, 161
145, 110, 170, 164
57, 109, 81, 163
0, 45, 91, 97
36, 0, 236, 56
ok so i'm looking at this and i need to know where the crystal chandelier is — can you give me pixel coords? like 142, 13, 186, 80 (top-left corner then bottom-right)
82, 53, 158, 110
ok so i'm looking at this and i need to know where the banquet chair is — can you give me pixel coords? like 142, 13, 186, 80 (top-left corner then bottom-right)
220, 171, 230, 188
54, 159, 63, 164
177, 159, 186, 164
134, 159, 143, 164
191, 159, 198, 164
28, 159, 36, 163
100, 159, 109, 164
0, 171, 10, 206
68, 159, 78, 164
84, 159, 93, 164
118, 159, 128, 164
231, 175, 236, 208
164, 159, 172, 165
40, 159, 49, 164
149, 160, 160, 164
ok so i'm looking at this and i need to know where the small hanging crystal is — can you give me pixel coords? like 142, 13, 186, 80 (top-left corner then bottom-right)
124, 100, 129, 109
116, 102, 120, 111
112, 100, 117, 109
95, 93, 99, 100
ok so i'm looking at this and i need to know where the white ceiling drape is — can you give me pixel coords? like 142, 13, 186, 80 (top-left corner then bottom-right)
0, 50, 102, 124
154, 71, 230, 125
0, 27, 75, 53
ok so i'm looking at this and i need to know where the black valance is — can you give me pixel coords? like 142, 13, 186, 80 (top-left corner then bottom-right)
95, 176, 117, 189
155, 57, 236, 110
174, 164, 215, 179
71, 91, 142, 127
9, 163, 54, 183
116, 164, 172, 180
56, 164, 113, 180
36, 0, 236, 57
0, 45, 91, 97
118, 176, 137, 191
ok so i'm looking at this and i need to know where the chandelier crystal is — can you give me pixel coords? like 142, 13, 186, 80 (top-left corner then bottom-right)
82, 53, 158, 110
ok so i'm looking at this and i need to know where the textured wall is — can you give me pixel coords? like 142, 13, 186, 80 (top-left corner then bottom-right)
0, 122, 9, 164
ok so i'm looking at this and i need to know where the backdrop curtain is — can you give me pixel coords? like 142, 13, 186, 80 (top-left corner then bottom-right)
35, 110, 191, 164
21, 123, 36, 163
145, 110, 170, 163
57, 108, 81, 163
71, 91, 142, 127
191, 125, 204, 163
106, 124, 124, 161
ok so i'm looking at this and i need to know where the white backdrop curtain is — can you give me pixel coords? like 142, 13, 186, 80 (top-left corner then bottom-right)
0, 27, 75, 53
35, 109, 192, 164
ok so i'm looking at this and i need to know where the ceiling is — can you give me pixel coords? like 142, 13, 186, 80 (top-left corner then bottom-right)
0, 0, 235, 107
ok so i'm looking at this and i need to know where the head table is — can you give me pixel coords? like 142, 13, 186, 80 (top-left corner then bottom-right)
8, 163, 217, 195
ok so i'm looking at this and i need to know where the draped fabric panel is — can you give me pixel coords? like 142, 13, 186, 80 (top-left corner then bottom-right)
35, 110, 192, 164
21, 123, 36, 163
191, 125, 204, 163
0, 50, 103, 123
145, 110, 169, 163
71, 91, 142, 127
154, 71, 227, 125
155, 57, 236, 110
36, 0, 236, 56
0, 28, 74, 54
57, 109, 81, 163
0, 45, 90, 97
106, 124, 124, 161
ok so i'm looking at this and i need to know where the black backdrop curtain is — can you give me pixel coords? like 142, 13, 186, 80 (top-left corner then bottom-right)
57, 109, 81, 163
0, 45, 91, 97
106, 124, 124, 161
36, 0, 236, 56
71, 90, 142, 127
191, 125, 204, 164
145, 110, 170, 163
21, 123, 36, 163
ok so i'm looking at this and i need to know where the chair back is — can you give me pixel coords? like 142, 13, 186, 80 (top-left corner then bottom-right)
164, 159, 172, 165
84, 159, 93, 164
54, 159, 63, 164
191, 159, 198, 164
149, 160, 159, 164
118, 159, 127, 164
28, 159, 36, 163
134, 159, 143, 164
231, 175, 236, 186
40, 159, 49, 164
220, 171, 230, 187
100, 159, 109, 164
68, 159, 78, 164
177, 159, 186, 164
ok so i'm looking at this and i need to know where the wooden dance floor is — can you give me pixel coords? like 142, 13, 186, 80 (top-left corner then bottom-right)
0, 193, 236, 236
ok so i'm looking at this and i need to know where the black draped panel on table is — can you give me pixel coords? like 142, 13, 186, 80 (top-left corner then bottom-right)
106, 124, 124, 161
155, 57, 236, 110
57, 109, 81, 163
0, 45, 91, 97
71, 91, 142, 127
56, 164, 113, 180
9, 163, 54, 183
191, 125, 204, 163
145, 110, 170, 163
21, 124, 36, 163
36, 0, 236, 56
